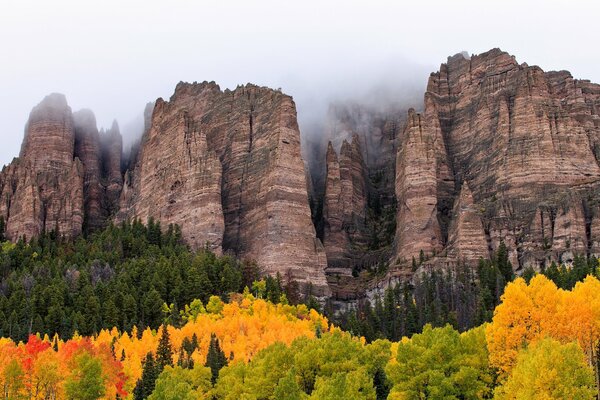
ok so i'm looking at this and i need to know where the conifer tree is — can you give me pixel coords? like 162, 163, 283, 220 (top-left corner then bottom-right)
205, 333, 228, 385
156, 324, 173, 372
496, 241, 513, 283
133, 352, 157, 400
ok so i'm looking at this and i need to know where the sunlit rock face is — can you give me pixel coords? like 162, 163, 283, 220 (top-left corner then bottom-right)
117, 82, 330, 296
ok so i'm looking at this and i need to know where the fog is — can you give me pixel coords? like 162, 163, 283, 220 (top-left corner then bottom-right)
1, 0, 599, 166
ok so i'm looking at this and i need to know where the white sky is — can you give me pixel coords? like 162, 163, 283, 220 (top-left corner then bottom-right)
0, 0, 599, 165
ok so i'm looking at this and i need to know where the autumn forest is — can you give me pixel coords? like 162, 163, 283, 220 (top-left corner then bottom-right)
0, 221, 598, 399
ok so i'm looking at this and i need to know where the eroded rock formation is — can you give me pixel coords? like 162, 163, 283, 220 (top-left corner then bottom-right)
118, 82, 330, 295
394, 48, 600, 271
74, 109, 103, 233
0, 94, 127, 242
4, 48, 600, 296
315, 103, 402, 276
393, 106, 453, 263
2, 94, 85, 240
322, 136, 369, 273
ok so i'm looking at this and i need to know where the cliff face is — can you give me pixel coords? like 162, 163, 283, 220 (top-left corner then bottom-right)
100, 121, 124, 216
73, 109, 103, 233
322, 136, 369, 273
2, 94, 85, 240
118, 82, 330, 295
0, 94, 126, 241
394, 48, 600, 271
316, 103, 402, 275
4, 48, 600, 296
117, 91, 225, 254
394, 106, 454, 263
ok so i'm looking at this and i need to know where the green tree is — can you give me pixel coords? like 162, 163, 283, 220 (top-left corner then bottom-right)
205, 333, 228, 385
156, 324, 174, 372
309, 369, 375, 400
386, 325, 493, 399
148, 365, 212, 400
495, 338, 596, 400
274, 371, 306, 400
134, 352, 158, 400
65, 351, 106, 400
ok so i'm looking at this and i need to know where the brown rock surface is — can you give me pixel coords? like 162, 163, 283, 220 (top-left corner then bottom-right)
100, 121, 124, 215
394, 106, 453, 263
118, 82, 329, 295
73, 109, 103, 232
2, 94, 85, 240
446, 182, 489, 263
118, 99, 224, 253
314, 103, 403, 276
322, 136, 369, 273
395, 48, 600, 271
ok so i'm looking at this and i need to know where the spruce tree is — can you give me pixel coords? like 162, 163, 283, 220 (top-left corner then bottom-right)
133, 352, 157, 400
205, 333, 228, 385
156, 324, 173, 372
496, 241, 513, 283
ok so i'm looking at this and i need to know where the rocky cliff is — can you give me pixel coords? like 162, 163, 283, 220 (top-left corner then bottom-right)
118, 82, 330, 295
0, 94, 125, 241
1, 94, 85, 240
391, 48, 600, 271
3, 48, 600, 297
315, 103, 402, 276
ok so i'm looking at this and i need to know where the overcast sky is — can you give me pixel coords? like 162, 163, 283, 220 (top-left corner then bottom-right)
1, 0, 599, 166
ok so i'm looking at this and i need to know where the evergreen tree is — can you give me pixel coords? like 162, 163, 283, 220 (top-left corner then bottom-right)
156, 324, 173, 372
496, 241, 513, 283
373, 367, 391, 400
205, 333, 228, 385
133, 352, 158, 400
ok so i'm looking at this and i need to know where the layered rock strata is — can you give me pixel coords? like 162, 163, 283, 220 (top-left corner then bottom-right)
393, 48, 600, 271
0, 94, 126, 241
118, 82, 330, 295
2, 94, 85, 240
316, 103, 402, 275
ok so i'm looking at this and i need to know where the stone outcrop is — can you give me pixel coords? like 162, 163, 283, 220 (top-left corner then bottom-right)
2, 94, 85, 240
74, 109, 103, 233
100, 121, 124, 215
5, 48, 600, 297
118, 97, 224, 254
322, 136, 369, 273
394, 48, 600, 271
0, 94, 127, 242
445, 182, 489, 263
315, 103, 402, 276
394, 106, 454, 263
118, 82, 330, 295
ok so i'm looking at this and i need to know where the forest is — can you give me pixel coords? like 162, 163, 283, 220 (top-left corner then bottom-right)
1, 221, 600, 399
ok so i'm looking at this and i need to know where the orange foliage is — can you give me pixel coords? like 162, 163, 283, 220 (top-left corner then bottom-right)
0, 334, 126, 399
486, 274, 600, 377
0, 293, 329, 398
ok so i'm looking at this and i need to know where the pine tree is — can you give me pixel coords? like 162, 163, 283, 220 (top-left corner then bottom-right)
133, 352, 157, 400
373, 368, 391, 400
205, 333, 228, 385
156, 324, 173, 372
496, 241, 513, 283
191, 333, 199, 352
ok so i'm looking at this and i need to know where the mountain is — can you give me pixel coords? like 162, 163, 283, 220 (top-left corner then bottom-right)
393, 48, 600, 272
1, 49, 600, 298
